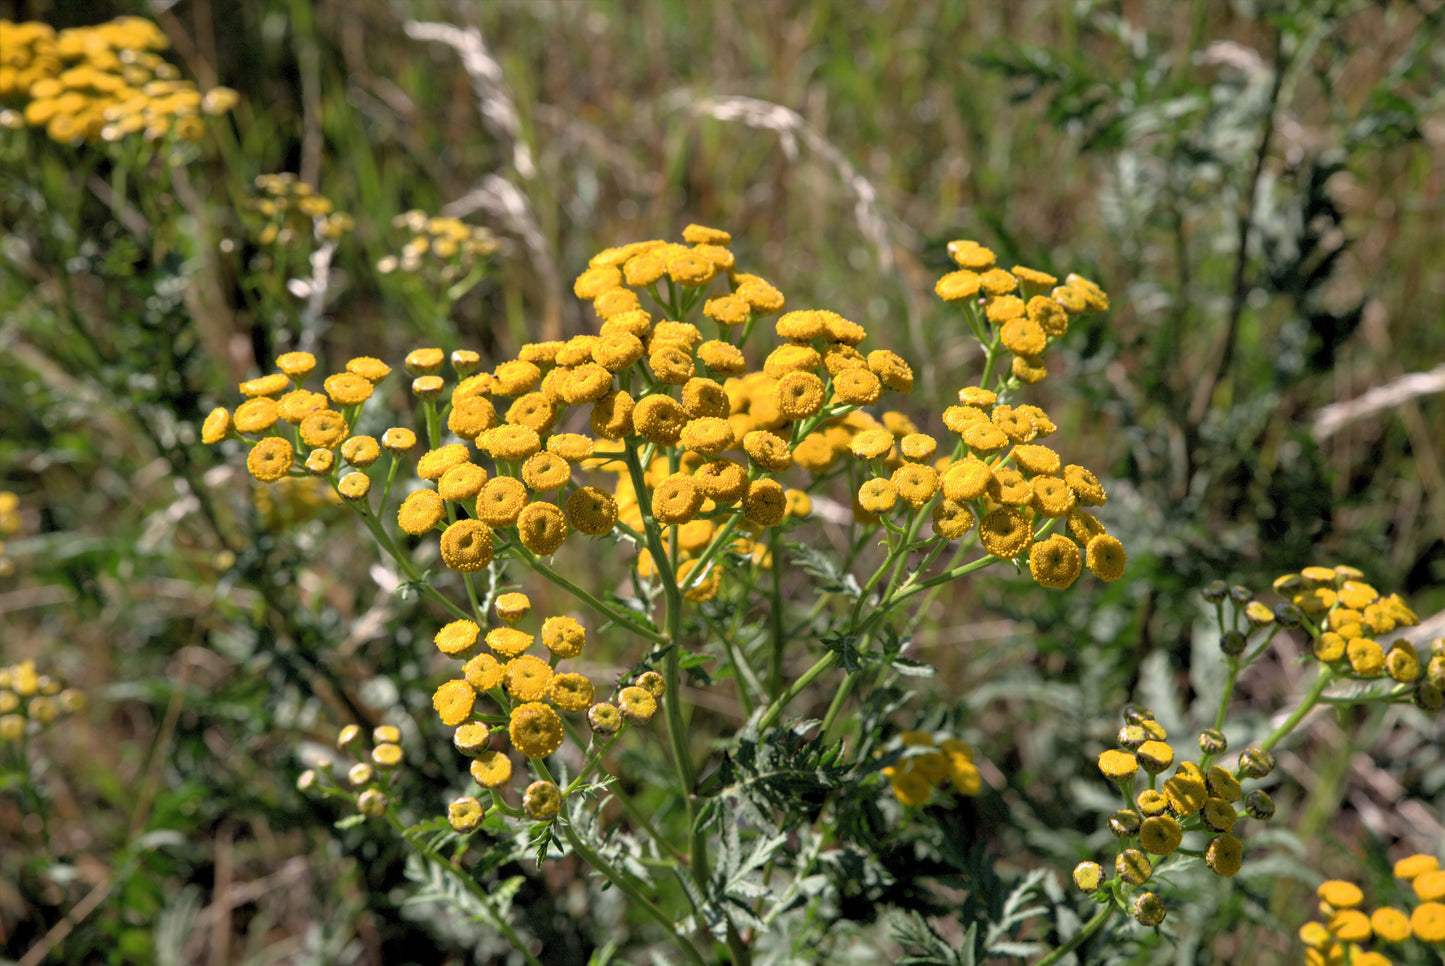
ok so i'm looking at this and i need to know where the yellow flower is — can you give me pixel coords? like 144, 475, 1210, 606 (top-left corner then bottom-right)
1135, 740, 1174, 774
382, 427, 418, 455
858, 478, 898, 515
1417, 870, 1445, 902
472, 476, 524, 527
437, 463, 488, 503
1011, 355, 1048, 385
1132, 892, 1167, 928
439, 519, 493, 572
1346, 638, 1386, 677
679, 417, 736, 457
743, 479, 787, 527
652, 474, 704, 525
240, 373, 291, 398
1200, 796, 1237, 833
201, 407, 232, 444
337, 472, 370, 501
935, 270, 981, 302
1328, 909, 1371, 942
432, 679, 476, 727
1056, 466, 1105, 507
827, 368, 881, 406
541, 616, 586, 659
517, 501, 568, 555
849, 428, 895, 462
417, 443, 471, 481
948, 241, 995, 270
704, 293, 752, 326
470, 750, 513, 788
564, 486, 618, 536
963, 421, 1008, 455
397, 488, 444, 535
246, 437, 294, 482
233, 397, 281, 434
695, 458, 749, 505
698, 340, 747, 375
574, 265, 622, 299
549, 673, 595, 712
523, 779, 563, 821
509, 702, 565, 758
1072, 862, 1104, 893
299, 410, 348, 449
447, 796, 485, 833
1395, 854, 1440, 881
1085, 534, 1127, 582
464, 653, 505, 691
1370, 907, 1411, 942
1386, 643, 1420, 683
588, 702, 622, 735
683, 223, 732, 245
978, 507, 1032, 559
1065, 272, 1109, 311
979, 267, 1018, 296
667, 250, 716, 286
931, 499, 975, 539
1012, 265, 1058, 288
743, 430, 795, 473
1115, 849, 1152, 885
775, 371, 826, 420
435, 619, 480, 657
504, 654, 554, 702
1412, 902, 1445, 943
866, 350, 914, 392
341, 435, 381, 467
1206, 766, 1242, 801
891, 463, 939, 507
618, 685, 658, 724
633, 394, 688, 446
1205, 833, 1243, 877
1030, 477, 1076, 518
1097, 749, 1138, 782
447, 397, 498, 441
323, 372, 374, 406
941, 459, 991, 501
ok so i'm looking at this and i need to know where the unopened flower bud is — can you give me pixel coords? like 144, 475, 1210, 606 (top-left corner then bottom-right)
1116, 849, 1152, 885
1133, 891, 1167, 927
1238, 747, 1275, 779
1202, 580, 1229, 603
1198, 728, 1228, 755
1107, 809, 1141, 838
1244, 789, 1275, 820
1220, 630, 1247, 657
357, 788, 388, 818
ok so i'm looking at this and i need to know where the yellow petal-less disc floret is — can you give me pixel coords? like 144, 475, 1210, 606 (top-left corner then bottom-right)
618, 685, 658, 724
432, 679, 476, 727
549, 673, 595, 711
509, 702, 564, 758
503, 655, 554, 702
523, 779, 563, 820
470, 750, 512, 788
1098, 749, 1138, 782
1086, 534, 1127, 582
1395, 854, 1441, 881
978, 508, 1032, 559
246, 437, 294, 482
439, 519, 493, 572
398, 488, 444, 535
517, 501, 568, 555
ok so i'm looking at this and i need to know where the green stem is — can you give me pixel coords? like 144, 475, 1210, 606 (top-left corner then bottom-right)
509, 543, 668, 645
1257, 664, 1336, 757
1034, 903, 1116, 966
353, 508, 473, 622
560, 822, 708, 966
767, 528, 787, 698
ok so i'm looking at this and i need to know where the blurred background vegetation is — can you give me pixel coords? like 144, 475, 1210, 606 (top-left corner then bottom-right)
2, 0, 1442, 963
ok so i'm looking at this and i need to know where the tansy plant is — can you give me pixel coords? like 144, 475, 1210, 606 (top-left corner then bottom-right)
203, 225, 1125, 963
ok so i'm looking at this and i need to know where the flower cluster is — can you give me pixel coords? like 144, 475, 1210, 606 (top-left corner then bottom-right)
1075, 705, 1277, 925
377, 210, 499, 281
0, 659, 85, 743
1264, 566, 1439, 708
297, 723, 406, 820
882, 729, 981, 805
243, 173, 355, 246
1298, 856, 1445, 963
433, 592, 663, 830
934, 240, 1107, 385
0, 17, 236, 143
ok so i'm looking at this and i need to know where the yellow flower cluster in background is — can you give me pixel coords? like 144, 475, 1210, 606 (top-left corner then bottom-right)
296, 723, 407, 820
1272, 566, 1438, 703
883, 730, 981, 805
243, 174, 354, 245
0, 17, 236, 143
1298, 856, 1445, 963
0, 490, 19, 577
0, 658, 85, 743
1075, 706, 1277, 925
377, 210, 499, 280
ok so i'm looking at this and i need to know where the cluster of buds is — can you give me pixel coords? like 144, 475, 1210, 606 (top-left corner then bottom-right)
377, 210, 498, 283
297, 723, 406, 820
242, 173, 354, 246
1073, 706, 1277, 926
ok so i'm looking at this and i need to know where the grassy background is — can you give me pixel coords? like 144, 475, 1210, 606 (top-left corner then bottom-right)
2, 0, 1443, 963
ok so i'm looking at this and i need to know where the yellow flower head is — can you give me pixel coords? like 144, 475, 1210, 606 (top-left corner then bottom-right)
743, 479, 787, 527
775, 371, 826, 420
435, 619, 480, 657
541, 616, 586, 659
439, 519, 493, 572
618, 685, 658, 724
679, 417, 736, 457
931, 499, 975, 539
509, 702, 564, 758
948, 241, 995, 270
694, 458, 749, 505
588, 702, 622, 735
743, 430, 794, 473
470, 749, 513, 788
1412, 902, 1445, 943
341, 435, 381, 467
633, 394, 688, 447
517, 501, 568, 555
382, 427, 418, 455
1115, 849, 1152, 886
705, 293, 752, 327
563, 486, 617, 536
338, 472, 371, 501
652, 474, 704, 525
432, 679, 476, 727
447, 796, 485, 833
867, 350, 914, 392
504, 654, 554, 702
240, 373, 291, 398
201, 407, 232, 444
1138, 815, 1183, 856
473, 476, 525, 527
891, 463, 939, 507
935, 270, 981, 302
1205, 833, 1243, 877
299, 410, 348, 449
233, 397, 281, 435
1417, 870, 1445, 902
1370, 907, 1411, 943
549, 672, 595, 712
524, 779, 563, 821
323, 372, 374, 406
978, 507, 1032, 559
464, 654, 505, 691
1098, 749, 1138, 782
1086, 534, 1127, 582
246, 437, 294, 483
1395, 854, 1440, 881
390, 487, 442, 536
